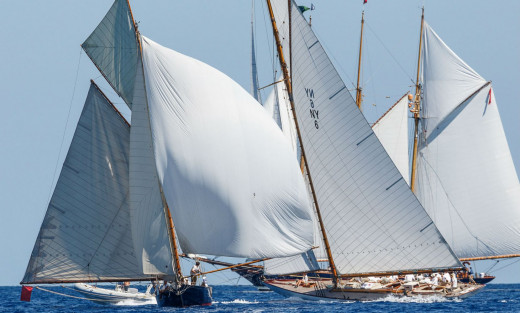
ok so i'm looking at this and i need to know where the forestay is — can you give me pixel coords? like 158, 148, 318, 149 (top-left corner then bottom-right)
82, 0, 138, 108
140, 36, 315, 259
372, 94, 410, 185
416, 23, 520, 258
22, 82, 147, 284
270, 0, 461, 275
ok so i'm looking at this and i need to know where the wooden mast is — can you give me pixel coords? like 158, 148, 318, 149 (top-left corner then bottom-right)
163, 196, 183, 282
355, 11, 365, 110
410, 7, 424, 193
265, 0, 339, 287
460, 254, 520, 262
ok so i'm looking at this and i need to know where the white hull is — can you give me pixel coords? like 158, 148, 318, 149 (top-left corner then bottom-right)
264, 279, 485, 302
73, 283, 156, 304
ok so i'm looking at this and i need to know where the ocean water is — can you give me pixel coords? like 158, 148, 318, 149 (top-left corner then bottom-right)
2, 284, 519, 313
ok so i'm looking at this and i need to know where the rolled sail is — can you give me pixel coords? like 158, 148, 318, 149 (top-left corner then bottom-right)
22, 82, 148, 284
269, 0, 461, 275
140, 36, 314, 259
416, 23, 520, 258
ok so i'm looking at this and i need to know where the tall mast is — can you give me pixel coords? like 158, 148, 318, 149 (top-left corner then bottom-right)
355, 11, 365, 110
265, 0, 339, 287
410, 7, 424, 193
162, 194, 183, 282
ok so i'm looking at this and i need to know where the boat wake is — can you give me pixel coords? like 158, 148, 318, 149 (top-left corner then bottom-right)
216, 299, 259, 305
374, 294, 462, 303
114, 298, 157, 306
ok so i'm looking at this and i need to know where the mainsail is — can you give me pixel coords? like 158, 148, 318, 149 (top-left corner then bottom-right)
372, 94, 410, 185
22, 82, 148, 284
415, 22, 520, 259
269, 0, 461, 275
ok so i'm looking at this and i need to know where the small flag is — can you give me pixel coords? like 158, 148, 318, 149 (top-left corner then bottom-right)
20, 286, 33, 302
298, 5, 311, 13
364, 0, 368, 4
311, 4, 315, 10
488, 87, 493, 105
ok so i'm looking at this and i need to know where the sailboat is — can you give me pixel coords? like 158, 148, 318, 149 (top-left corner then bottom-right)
20, 0, 318, 307
408, 11, 520, 284
259, 0, 484, 300
367, 9, 520, 285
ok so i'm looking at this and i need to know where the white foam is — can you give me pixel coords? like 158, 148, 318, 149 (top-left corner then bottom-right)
216, 299, 259, 304
114, 298, 157, 306
374, 294, 462, 303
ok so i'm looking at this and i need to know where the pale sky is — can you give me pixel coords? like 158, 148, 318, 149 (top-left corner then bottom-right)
1, 0, 519, 286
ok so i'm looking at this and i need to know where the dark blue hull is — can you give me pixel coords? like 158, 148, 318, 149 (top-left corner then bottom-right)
156, 285, 212, 307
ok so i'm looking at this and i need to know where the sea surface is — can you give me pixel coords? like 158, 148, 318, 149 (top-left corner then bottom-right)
2, 284, 519, 313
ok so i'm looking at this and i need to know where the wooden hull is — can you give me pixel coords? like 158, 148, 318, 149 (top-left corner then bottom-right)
156, 285, 212, 307
264, 279, 485, 301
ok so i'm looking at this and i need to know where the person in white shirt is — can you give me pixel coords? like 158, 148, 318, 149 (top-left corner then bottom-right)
451, 272, 458, 289
190, 261, 201, 286
430, 274, 439, 290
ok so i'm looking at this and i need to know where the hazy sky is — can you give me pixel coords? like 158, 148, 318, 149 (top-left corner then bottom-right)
1, 0, 519, 286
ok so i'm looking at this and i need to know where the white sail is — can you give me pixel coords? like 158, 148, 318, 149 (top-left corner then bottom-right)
264, 77, 299, 157
140, 36, 315, 259
270, 0, 461, 275
372, 94, 410, 185
264, 250, 319, 276
128, 55, 175, 275
416, 23, 520, 258
22, 82, 147, 284
82, 0, 138, 108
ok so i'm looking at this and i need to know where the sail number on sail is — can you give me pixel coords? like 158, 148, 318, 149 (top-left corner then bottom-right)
305, 88, 319, 129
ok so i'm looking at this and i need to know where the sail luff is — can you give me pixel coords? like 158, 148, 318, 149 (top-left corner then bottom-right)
265, 0, 339, 285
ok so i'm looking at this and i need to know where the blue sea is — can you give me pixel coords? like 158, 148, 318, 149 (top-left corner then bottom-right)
2, 284, 519, 312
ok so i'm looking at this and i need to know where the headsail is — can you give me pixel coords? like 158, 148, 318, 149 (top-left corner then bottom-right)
22, 82, 148, 284
416, 22, 520, 259
372, 94, 410, 185
269, 0, 461, 275
82, 0, 139, 108
140, 35, 315, 259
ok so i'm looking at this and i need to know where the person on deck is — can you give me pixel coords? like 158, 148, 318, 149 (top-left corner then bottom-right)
191, 261, 201, 286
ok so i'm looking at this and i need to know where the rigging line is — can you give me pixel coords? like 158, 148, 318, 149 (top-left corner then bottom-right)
365, 22, 414, 83
489, 258, 520, 273
311, 26, 356, 90
418, 153, 495, 253
36, 48, 84, 276
46, 48, 83, 205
